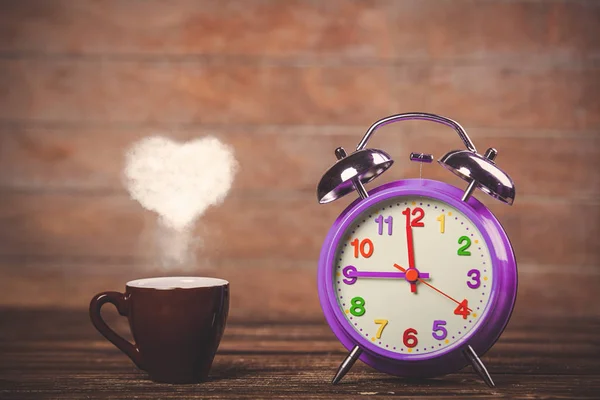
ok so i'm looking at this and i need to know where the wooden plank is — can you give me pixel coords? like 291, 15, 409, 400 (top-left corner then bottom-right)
0, 1, 598, 60
0, 262, 322, 320
394, 64, 600, 131
0, 0, 397, 58
0, 60, 397, 126
0, 127, 598, 199
391, 0, 600, 61
0, 59, 598, 129
0, 126, 348, 194
1, 372, 598, 400
0, 260, 599, 318
3, 311, 599, 365
0, 192, 596, 267
0, 309, 599, 399
2, 333, 600, 377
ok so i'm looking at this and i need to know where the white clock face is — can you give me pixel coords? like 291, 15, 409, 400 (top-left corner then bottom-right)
333, 195, 493, 356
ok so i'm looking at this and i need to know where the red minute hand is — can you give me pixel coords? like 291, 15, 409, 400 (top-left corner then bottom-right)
405, 223, 417, 293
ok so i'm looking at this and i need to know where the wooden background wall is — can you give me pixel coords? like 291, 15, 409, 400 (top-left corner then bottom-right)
0, 0, 598, 321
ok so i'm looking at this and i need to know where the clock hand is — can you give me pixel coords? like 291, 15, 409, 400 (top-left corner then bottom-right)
392, 263, 430, 288
405, 220, 417, 293
393, 264, 472, 312
346, 270, 430, 280
353, 271, 406, 279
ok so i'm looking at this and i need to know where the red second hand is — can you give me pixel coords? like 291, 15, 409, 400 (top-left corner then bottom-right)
393, 263, 473, 312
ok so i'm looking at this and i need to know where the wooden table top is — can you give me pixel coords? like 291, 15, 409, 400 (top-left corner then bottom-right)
0, 308, 598, 399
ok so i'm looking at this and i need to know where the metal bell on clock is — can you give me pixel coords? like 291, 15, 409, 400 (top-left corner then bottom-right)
439, 147, 516, 205
317, 147, 393, 204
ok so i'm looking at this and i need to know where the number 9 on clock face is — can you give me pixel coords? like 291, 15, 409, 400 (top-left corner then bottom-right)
333, 195, 493, 356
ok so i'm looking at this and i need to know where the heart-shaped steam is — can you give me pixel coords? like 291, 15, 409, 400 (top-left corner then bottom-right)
124, 136, 237, 231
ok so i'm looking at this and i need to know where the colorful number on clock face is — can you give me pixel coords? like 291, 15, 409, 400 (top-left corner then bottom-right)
333, 196, 493, 355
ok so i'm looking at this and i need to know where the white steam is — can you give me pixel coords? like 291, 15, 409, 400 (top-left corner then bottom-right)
124, 135, 237, 267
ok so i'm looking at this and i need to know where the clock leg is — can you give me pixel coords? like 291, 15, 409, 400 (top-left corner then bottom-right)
463, 345, 495, 388
332, 345, 363, 384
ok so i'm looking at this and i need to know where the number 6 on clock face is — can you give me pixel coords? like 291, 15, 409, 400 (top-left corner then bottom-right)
318, 180, 517, 378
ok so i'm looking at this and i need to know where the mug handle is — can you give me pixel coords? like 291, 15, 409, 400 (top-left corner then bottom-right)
89, 291, 144, 369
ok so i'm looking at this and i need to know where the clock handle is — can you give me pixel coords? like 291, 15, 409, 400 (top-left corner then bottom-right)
356, 112, 477, 153
356, 112, 516, 205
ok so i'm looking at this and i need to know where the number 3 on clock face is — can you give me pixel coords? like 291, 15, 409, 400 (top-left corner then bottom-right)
319, 181, 517, 377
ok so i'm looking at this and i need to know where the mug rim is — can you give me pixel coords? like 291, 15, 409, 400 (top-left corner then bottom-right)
126, 276, 229, 290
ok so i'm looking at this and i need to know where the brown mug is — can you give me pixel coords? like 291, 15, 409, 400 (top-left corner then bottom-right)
89, 277, 229, 383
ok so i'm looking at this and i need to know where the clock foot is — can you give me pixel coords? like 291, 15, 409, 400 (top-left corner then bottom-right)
332, 345, 363, 384
464, 345, 495, 388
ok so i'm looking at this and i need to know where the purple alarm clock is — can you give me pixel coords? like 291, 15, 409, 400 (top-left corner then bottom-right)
316, 113, 517, 387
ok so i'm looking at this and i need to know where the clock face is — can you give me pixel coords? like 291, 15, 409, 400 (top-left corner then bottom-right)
332, 195, 494, 358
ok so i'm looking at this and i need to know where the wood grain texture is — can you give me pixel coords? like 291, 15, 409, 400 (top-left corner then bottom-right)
396, 64, 600, 131
0, 60, 598, 129
0, 0, 598, 60
0, 309, 599, 399
0, 0, 598, 325
0, 192, 596, 267
2, 262, 600, 318
391, 0, 600, 60
0, 60, 398, 126
0, 126, 598, 198
0, 0, 397, 58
